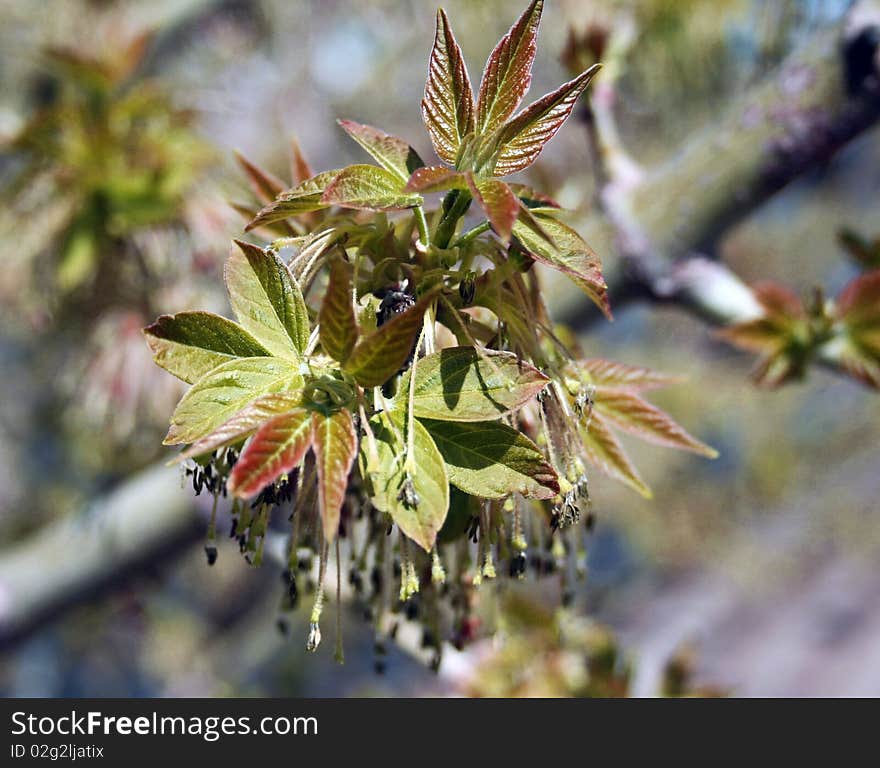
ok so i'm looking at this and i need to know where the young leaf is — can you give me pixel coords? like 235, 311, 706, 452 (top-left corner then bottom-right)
144, 311, 269, 384
422, 9, 476, 166
179, 393, 303, 460
399, 346, 548, 421
289, 135, 314, 184
476, 0, 543, 134
312, 409, 358, 541
592, 390, 718, 457
507, 183, 561, 209
164, 357, 302, 446
338, 120, 424, 183
320, 164, 422, 211
582, 359, 684, 393
343, 292, 434, 388
405, 166, 466, 194
831, 270, 880, 388
490, 65, 600, 176
421, 419, 558, 499
512, 215, 611, 319
579, 413, 651, 498
227, 240, 310, 358
360, 413, 449, 552
235, 151, 285, 205
227, 408, 313, 497
319, 257, 359, 364
466, 175, 519, 244
245, 169, 341, 231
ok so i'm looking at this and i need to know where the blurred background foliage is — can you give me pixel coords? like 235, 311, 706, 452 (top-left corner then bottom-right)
0, 0, 878, 697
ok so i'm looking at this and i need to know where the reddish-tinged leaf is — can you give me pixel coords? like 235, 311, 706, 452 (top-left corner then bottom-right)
344, 291, 435, 387
476, 0, 543, 134
581, 359, 684, 392
490, 65, 600, 175
831, 270, 880, 389
245, 169, 340, 231
338, 119, 423, 183
835, 270, 880, 333
289, 135, 314, 184
144, 310, 269, 385
228, 408, 313, 497
235, 151, 285, 205
466, 175, 518, 244
312, 409, 358, 541
319, 258, 359, 364
753, 281, 806, 319
231, 202, 295, 236
579, 413, 651, 498
593, 390, 718, 458
179, 393, 302, 460
405, 166, 466, 193
320, 164, 422, 211
422, 9, 476, 166
512, 215, 610, 318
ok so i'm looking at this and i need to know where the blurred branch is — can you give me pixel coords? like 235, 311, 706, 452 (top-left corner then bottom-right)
565, 0, 880, 328
0, 464, 200, 650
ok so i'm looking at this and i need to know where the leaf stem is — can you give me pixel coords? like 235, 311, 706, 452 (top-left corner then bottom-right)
433, 189, 472, 249
450, 221, 490, 248
414, 205, 431, 249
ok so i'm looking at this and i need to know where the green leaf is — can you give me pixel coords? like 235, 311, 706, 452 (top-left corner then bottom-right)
578, 412, 651, 498
144, 311, 269, 385
512, 215, 611, 319
476, 0, 543, 134
320, 164, 422, 211
179, 392, 303, 460
164, 357, 302, 446
338, 119, 423, 184
399, 346, 548, 421
226, 239, 310, 358
343, 292, 434, 388
319, 257, 359, 364
228, 408, 313, 497
312, 409, 358, 541
490, 65, 600, 176
421, 419, 558, 499
466, 175, 519, 244
360, 413, 449, 552
422, 9, 476, 166
245, 169, 340, 231
592, 390, 718, 458
405, 166, 466, 194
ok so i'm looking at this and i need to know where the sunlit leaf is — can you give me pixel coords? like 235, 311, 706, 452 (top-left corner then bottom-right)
320, 164, 422, 211
344, 292, 434, 388
226, 240, 310, 358
467, 175, 519, 244
245, 169, 341, 231
164, 357, 302, 446
399, 346, 548, 422
360, 413, 449, 552
228, 408, 313, 497
338, 119, 424, 183
312, 409, 358, 541
512, 215, 610, 319
144, 311, 269, 385
476, 0, 543, 134
422, 419, 558, 499
489, 65, 600, 175
179, 393, 303, 460
579, 412, 651, 498
422, 9, 476, 166
592, 390, 717, 457
319, 257, 359, 364
831, 270, 880, 388
405, 166, 466, 193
